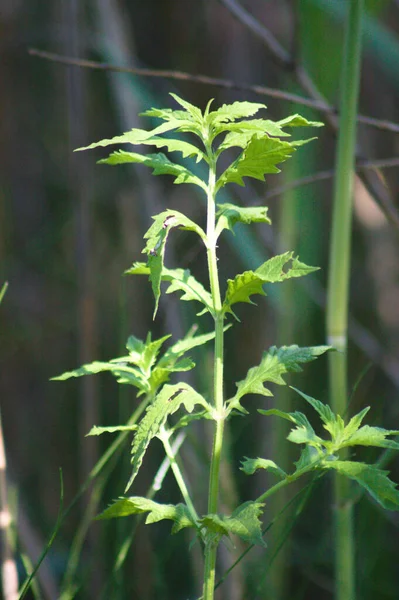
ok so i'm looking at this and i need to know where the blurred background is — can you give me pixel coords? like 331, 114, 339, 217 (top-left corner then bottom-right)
1, 0, 399, 598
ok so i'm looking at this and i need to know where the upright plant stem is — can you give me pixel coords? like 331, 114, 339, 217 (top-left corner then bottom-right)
326, 2, 363, 599
203, 148, 225, 600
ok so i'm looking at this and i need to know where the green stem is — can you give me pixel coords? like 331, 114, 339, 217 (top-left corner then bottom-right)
159, 425, 199, 524
326, 2, 363, 599
203, 145, 225, 600
256, 460, 323, 505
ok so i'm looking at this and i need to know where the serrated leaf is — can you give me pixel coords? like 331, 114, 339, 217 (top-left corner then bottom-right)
200, 502, 266, 547
340, 425, 399, 451
139, 136, 204, 162
255, 252, 319, 282
149, 358, 195, 392
228, 345, 331, 411
98, 151, 207, 190
290, 387, 338, 439
121, 333, 171, 376
208, 101, 266, 125
215, 202, 271, 238
127, 383, 209, 491
240, 457, 286, 479
160, 327, 222, 361
277, 114, 323, 129
171, 410, 211, 433
169, 93, 203, 122
140, 211, 206, 318
97, 496, 195, 532
343, 407, 371, 438
127, 262, 213, 316
222, 253, 319, 317
86, 425, 137, 437
223, 271, 266, 319
324, 461, 399, 511
75, 120, 189, 152
51, 361, 149, 392
287, 424, 323, 446
217, 135, 296, 190
216, 119, 293, 153
140, 106, 190, 122
260, 408, 322, 447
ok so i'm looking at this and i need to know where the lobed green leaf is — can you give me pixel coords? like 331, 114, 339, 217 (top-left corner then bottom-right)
98, 151, 206, 190
208, 101, 266, 126
97, 496, 195, 533
75, 120, 188, 152
215, 202, 271, 239
128, 262, 213, 317
228, 345, 331, 411
216, 135, 296, 190
200, 501, 266, 547
324, 461, 399, 511
126, 383, 209, 491
51, 361, 149, 393
240, 457, 286, 479
140, 211, 206, 318
222, 252, 319, 317
277, 114, 323, 129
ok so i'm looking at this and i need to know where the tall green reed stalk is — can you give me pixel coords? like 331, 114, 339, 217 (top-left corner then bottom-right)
326, 2, 364, 599
53, 94, 399, 600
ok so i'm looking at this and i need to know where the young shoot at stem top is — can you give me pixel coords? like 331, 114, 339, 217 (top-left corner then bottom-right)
52, 95, 399, 600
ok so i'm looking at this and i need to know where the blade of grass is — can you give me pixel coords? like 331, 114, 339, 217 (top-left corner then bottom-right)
19, 470, 64, 600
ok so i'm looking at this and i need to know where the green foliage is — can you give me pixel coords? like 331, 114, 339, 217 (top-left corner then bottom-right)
97, 497, 196, 533
256, 389, 399, 511
58, 95, 399, 600
240, 457, 287, 479
228, 345, 332, 413
222, 252, 319, 319
200, 501, 266, 547
126, 383, 209, 491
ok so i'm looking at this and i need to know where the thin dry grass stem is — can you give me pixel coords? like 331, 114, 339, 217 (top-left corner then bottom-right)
0, 413, 19, 600
266, 157, 399, 200
27, 48, 399, 134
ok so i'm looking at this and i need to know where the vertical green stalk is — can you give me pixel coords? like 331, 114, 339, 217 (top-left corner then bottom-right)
203, 143, 225, 600
326, 2, 363, 599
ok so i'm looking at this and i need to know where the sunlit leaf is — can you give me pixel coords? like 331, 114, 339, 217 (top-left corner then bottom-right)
255, 252, 319, 282
97, 496, 196, 533
217, 135, 296, 190
128, 262, 213, 317
86, 425, 137, 437
222, 253, 319, 317
126, 383, 209, 491
228, 346, 331, 411
98, 151, 206, 190
324, 461, 399, 511
140, 211, 206, 318
208, 101, 266, 125
215, 202, 271, 238
51, 361, 149, 392
277, 114, 323, 129
200, 501, 266, 547
240, 457, 286, 479
75, 120, 188, 152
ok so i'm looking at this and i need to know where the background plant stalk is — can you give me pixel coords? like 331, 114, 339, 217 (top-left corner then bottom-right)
326, 1, 364, 599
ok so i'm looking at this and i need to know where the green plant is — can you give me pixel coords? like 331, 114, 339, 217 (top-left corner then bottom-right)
54, 95, 399, 599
